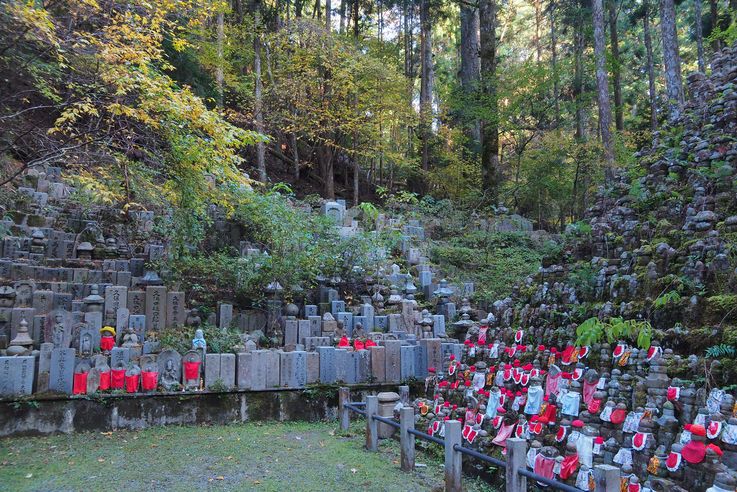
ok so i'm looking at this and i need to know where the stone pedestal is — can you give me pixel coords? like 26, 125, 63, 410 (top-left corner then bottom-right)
377, 391, 400, 438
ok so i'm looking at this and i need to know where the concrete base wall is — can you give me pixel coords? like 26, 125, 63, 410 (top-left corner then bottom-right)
0, 384, 409, 437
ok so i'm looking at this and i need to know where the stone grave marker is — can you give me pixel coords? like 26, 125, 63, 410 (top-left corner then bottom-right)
218, 302, 233, 329
144, 286, 166, 332
49, 348, 75, 393
384, 340, 402, 383
166, 291, 186, 328
127, 290, 145, 315
318, 346, 337, 383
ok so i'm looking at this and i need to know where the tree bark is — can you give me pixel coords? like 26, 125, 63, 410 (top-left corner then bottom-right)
709, 0, 721, 50
326, 0, 331, 30
608, 0, 624, 131
253, 0, 267, 182
479, 0, 500, 201
216, 10, 224, 108
353, 0, 359, 37
592, 0, 615, 177
319, 146, 335, 198
534, 0, 542, 63
550, 0, 560, 128
695, 0, 705, 73
339, 0, 346, 32
460, 4, 481, 148
573, 15, 586, 141
660, 0, 685, 120
419, 0, 434, 171
643, 0, 658, 131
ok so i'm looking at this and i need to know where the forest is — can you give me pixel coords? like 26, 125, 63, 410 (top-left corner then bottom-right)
2, 0, 735, 241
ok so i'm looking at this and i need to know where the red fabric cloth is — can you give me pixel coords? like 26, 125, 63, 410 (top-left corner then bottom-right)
99, 371, 111, 391
534, 453, 555, 480
338, 336, 350, 347
73, 373, 88, 395
682, 441, 706, 464
353, 340, 365, 350
141, 371, 158, 391
610, 408, 626, 425
183, 361, 200, 380
559, 454, 579, 480
542, 404, 557, 424
111, 369, 126, 389
125, 374, 140, 393
100, 336, 115, 351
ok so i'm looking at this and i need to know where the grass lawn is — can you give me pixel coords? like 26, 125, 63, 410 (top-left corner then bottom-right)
0, 420, 496, 491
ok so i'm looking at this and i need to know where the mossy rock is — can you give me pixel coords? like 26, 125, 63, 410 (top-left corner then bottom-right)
704, 295, 737, 323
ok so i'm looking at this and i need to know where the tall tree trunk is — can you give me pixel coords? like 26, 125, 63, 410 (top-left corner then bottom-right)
403, 0, 415, 158
339, 0, 346, 32
353, 0, 359, 37
709, 0, 721, 50
534, 0, 542, 63
550, 0, 560, 128
290, 133, 299, 180
216, 10, 224, 108
419, 0, 434, 171
319, 146, 335, 198
592, 0, 615, 177
314, 0, 321, 19
573, 16, 586, 141
660, 0, 685, 120
480, 0, 500, 200
695, 0, 705, 72
608, 0, 624, 131
253, 0, 267, 182
460, 4, 481, 148
643, 1, 658, 131
326, 0, 331, 30
295, 0, 303, 17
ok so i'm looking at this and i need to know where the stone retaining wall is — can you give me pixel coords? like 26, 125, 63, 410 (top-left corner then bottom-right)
0, 384, 410, 437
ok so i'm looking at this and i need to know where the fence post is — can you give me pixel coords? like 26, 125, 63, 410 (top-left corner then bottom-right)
399, 385, 410, 405
338, 387, 350, 431
400, 406, 415, 472
444, 420, 462, 492
365, 395, 378, 451
505, 438, 527, 492
593, 464, 620, 492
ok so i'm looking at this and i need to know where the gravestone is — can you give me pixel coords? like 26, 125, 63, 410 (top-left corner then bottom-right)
127, 290, 145, 315
280, 351, 307, 388
306, 352, 319, 384
304, 305, 318, 317
308, 316, 322, 337
249, 350, 268, 390
104, 286, 128, 324
49, 348, 75, 394
220, 353, 236, 389
32, 290, 54, 315
128, 314, 146, 342
284, 319, 299, 346
336, 312, 353, 336
115, 308, 130, 341
335, 349, 348, 382
218, 303, 233, 329
370, 345, 386, 382
433, 315, 446, 337
111, 346, 130, 368
144, 286, 166, 332
298, 320, 311, 345
0, 356, 35, 395
375, 315, 388, 331
400, 344, 417, 381
237, 352, 253, 390
264, 350, 280, 389
384, 340, 402, 383
166, 291, 186, 328
331, 300, 345, 315
318, 346, 337, 384
37, 342, 53, 392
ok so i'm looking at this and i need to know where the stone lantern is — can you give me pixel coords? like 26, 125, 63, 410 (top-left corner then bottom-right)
7, 318, 33, 356
76, 241, 94, 261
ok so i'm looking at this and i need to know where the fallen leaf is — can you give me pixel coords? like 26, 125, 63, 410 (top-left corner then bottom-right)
350, 468, 357, 474
216, 476, 224, 480
97, 458, 105, 463
25, 474, 33, 479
